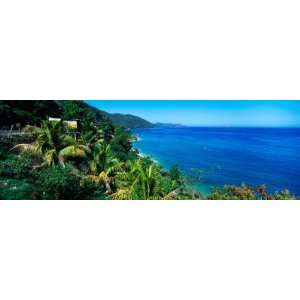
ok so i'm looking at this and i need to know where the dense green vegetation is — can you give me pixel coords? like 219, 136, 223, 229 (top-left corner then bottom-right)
0, 100, 62, 127
0, 101, 196, 200
208, 184, 298, 200
0, 100, 298, 200
108, 113, 154, 129
0, 100, 154, 129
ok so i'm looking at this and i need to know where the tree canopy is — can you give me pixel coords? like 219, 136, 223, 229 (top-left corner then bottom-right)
0, 101, 298, 200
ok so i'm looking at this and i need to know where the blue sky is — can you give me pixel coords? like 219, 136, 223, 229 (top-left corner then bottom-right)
86, 100, 300, 127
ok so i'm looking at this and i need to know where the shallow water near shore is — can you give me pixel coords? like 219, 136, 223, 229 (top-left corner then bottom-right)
133, 127, 300, 196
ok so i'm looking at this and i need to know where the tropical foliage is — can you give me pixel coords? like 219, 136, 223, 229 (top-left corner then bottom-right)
207, 184, 297, 200
0, 100, 153, 129
11, 120, 90, 168
0, 101, 197, 199
0, 100, 298, 200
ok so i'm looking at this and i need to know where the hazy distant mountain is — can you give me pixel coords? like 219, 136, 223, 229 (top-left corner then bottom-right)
107, 113, 154, 129
0, 100, 187, 129
155, 122, 185, 128
85, 104, 154, 128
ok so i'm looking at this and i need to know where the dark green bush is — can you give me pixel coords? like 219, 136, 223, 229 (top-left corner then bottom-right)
0, 145, 9, 160
0, 153, 37, 180
0, 179, 36, 200
34, 165, 83, 200
169, 165, 181, 183
79, 177, 107, 200
33, 164, 107, 200
111, 127, 135, 161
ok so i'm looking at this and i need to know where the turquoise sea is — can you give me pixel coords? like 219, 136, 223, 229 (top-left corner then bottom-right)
133, 127, 300, 196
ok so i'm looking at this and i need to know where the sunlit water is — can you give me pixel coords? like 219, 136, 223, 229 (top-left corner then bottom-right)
133, 127, 300, 196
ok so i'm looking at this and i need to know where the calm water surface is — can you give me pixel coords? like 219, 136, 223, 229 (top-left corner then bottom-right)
133, 127, 300, 196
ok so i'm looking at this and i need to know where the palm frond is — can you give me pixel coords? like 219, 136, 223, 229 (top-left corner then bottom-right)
59, 145, 91, 160
43, 149, 57, 167
111, 188, 132, 200
10, 143, 41, 156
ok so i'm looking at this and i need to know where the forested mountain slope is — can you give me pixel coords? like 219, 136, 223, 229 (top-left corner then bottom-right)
0, 100, 154, 129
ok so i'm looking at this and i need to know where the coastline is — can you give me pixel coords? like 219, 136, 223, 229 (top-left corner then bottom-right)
136, 148, 159, 164
132, 126, 300, 197
134, 138, 211, 197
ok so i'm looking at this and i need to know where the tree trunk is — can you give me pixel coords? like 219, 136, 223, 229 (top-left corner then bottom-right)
104, 180, 112, 194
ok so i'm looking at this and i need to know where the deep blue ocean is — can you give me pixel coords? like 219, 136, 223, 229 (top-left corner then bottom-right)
133, 127, 300, 196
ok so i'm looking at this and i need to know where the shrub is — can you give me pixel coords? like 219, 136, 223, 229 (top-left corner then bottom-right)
111, 127, 135, 161
0, 145, 9, 160
79, 177, 107, 200
207, 184, 298, 200
271, 189, 295, 200
33, 164, 108, 200
22, 125, 41, 140
208, 184, 257, 200
0, 153, 37, 180
0, 179, 36, 200
169, 165, 181, 183
34, 165, 82, 199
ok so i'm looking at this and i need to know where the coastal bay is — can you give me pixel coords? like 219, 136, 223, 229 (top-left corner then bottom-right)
133, 127, 300, 196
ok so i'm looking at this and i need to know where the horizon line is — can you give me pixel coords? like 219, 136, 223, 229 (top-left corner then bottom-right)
148, 125, 300, 128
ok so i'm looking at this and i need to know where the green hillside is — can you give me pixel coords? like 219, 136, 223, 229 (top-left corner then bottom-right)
84, 102, 154, 128
0, 100, 62, 127
108, 113, 153, 128
0, 100, 296, 200
0, 100, 154, 129
0, 100, 198, 200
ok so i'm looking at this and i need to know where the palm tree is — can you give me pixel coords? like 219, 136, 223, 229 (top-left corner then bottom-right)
87, 143, 123, 194
113, 160, 162, 199
86, 161, 123, 194
58, 138, 91, 167
112, 160, 140, 199
12, 121, 57, 166
12, 120, 90, 167
80, 128, 104, 148
136, 163, 159, 199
